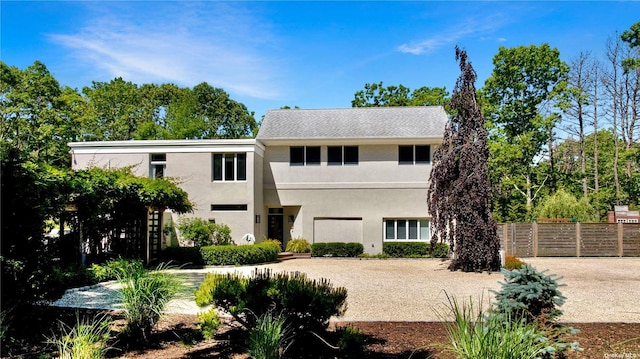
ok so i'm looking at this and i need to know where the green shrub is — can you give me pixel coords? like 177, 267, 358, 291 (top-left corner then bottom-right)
311, 242, 363, 257
197, 309, 221, 340
492, 265, 566, 324
285, 238, 311, 253
431, 241, 450, 258
444, 295, 547, 359
159, 247, 204, 266
199, 242, 280, 266
51, 263, 100, 289
115, 262, 180, 340
48, 315, 112, 359
194, 269, 347, 335
178, 218, 232, 246
336, 324, 365, 356
389, 242, 431, 257
89, 258, 145, 282
382, 242, 449, 258
491, 265, 582, 357
247, 311, 291, 359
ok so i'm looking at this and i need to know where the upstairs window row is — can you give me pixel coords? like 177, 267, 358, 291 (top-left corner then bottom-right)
291, 146, 359, 166
150, 153, 248, 182
289, 145, 431, 166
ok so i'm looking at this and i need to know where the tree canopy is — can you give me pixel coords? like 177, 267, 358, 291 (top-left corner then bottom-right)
0, 62, 259, 167
483, 44, 570, 217
352, 82, 449, 108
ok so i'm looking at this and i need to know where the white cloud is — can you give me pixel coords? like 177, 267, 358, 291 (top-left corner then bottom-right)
397, 13, 510, 55
49, 3, 285, 99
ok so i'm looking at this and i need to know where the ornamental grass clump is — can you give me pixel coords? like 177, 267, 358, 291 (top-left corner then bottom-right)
443, 295, 548, 359
285, 238, 311, 253
113, 260, 180, 341
48, 314, 112, 359
247, 311, 292, 359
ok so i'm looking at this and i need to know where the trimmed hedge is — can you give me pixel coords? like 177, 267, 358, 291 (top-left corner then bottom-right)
311, 242, 364, 257
383, 242, 449, 258
200, 242, 280, 266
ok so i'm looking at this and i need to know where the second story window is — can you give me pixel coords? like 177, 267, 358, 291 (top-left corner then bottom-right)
290, 146, 320, 166
213, 153, 246, 181
399, 145, 431, 165
150, 153, 166, 179
328, 146, 359, 165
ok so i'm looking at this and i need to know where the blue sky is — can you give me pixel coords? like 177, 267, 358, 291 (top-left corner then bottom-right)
1, 1, 638, 119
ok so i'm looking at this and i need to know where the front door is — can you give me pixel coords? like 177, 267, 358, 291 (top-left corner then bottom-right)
268, 208, 284, 249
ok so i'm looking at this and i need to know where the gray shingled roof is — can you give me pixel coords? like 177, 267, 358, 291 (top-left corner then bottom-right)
256, 107, 448, 140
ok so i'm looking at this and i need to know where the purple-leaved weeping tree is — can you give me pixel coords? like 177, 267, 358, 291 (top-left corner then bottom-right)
427, 47, 501, 272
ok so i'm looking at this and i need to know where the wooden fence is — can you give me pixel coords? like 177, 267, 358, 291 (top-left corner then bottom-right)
497, 222, 640, 257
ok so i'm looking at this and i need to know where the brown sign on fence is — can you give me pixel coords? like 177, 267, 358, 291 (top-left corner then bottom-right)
498, 222, 640, 257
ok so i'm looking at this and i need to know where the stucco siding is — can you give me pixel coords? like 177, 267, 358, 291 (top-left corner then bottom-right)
264, 187, 429, 254
69, 140, 262, 244
263, 144, 433, 187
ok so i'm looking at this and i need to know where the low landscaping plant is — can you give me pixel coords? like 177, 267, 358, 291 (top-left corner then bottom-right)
247, 311, 291, 359
336, 324, 365, 357
491, 265, 581, 357
311, 242, 363, 257
48, 314, 112, 359
443, 295, 548, 359
199, 241, 280, 266
197, 308, 221, 340
194, 268, 347, 335
89, 258, 145, 282
492, 264, 566, 324
382, 242, 449, 258
113, 261, 181, 340
503, 254, 526, 270
285, 238, 311, 253
178, 217, 232, 247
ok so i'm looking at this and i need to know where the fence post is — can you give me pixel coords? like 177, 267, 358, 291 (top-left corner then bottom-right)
575, 222, 581, 258
503, 224, 509, 255
618, 223, 624, 257
511, 223, 517, 256
533, 221, 538, 257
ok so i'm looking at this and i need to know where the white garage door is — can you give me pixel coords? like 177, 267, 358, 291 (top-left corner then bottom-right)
313, 218, 363, 243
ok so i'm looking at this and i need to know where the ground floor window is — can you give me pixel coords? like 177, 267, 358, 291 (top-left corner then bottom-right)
384, 219, 430, 241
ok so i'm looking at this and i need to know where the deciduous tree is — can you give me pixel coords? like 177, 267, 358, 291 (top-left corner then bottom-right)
483, 44, 569, 216
427, 47, 500, 272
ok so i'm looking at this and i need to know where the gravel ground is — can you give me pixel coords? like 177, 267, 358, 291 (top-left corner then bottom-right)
51, 257, 640, 323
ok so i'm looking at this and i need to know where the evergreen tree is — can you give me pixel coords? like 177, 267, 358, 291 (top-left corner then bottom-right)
427, 47, 500, 272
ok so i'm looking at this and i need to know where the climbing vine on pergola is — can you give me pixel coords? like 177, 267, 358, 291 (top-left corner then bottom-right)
427, 47, 500, 272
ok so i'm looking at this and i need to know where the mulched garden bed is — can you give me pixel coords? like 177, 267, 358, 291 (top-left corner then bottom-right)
2, 308, 639, 358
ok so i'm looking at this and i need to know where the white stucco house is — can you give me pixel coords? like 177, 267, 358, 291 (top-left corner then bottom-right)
68, 106, 448, 255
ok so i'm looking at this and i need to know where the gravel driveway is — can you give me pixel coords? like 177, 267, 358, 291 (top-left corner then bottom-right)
51, 257, 640, 323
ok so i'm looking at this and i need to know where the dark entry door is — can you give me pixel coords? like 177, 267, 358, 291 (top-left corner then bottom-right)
268, 208, 284, 249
